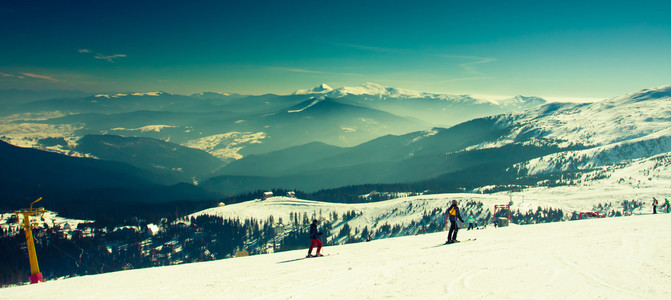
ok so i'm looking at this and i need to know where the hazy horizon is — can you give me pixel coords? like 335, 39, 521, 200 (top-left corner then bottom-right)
0, 81, 629, 104
2, 0, 670, 101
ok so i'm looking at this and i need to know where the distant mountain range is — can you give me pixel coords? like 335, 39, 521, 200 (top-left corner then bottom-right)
293, 83, 546, 127
3, 83, 670, 214
0, 83, 548, 178
0, 89, 90, 105
207, 85, 671, 194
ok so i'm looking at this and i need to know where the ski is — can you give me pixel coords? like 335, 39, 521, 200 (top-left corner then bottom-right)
307, 253, 338, 258
443, 238, 476, 245
428, 238, 476, 248
277, 253, 338, 264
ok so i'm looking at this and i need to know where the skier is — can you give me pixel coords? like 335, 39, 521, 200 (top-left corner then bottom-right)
662, 198, 670, 213
306, 219, 323, 257
446, 200, 464, 244
652, 197, 658, 214
466, 215, 476, 230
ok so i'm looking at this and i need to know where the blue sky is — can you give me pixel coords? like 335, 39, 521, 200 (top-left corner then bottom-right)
1, 0, 670, 100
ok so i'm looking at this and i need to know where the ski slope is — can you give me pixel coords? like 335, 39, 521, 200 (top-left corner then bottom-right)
2, 213, 669, 299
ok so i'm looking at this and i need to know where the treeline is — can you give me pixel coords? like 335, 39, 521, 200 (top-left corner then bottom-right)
590, 200, 646, 217
8, 160, 600, 224
508, 207, 565, 225
0, 208, 361, 286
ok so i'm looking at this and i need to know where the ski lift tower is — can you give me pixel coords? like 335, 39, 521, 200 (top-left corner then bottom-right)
493, 204, 511, 223
14, 197, 48, 284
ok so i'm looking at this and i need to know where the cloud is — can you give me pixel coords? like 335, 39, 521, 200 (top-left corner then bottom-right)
20, 72, 59, 82
0, 71, 48, 80
268, 67, 326, 74
440, 55, 496, 75
78, 48, 127, 62
94, 53, 127, 63
332, 42, 400, 53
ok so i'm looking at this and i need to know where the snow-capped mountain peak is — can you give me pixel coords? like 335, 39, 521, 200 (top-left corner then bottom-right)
292, 83, 547, 107
497, 95, 547, 107
292, 83, 334, 95
191, 91, 232, 97
292, 82, 429, 98
130, 91, 165, 97
314, 83, 333, 92
331, 82, 426, 98
93, 91, 166, 99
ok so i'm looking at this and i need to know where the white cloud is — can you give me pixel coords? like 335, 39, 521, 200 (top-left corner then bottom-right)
19, 72, 58, 82
78, 48, 127, 62
332, 42, 400, 53
441, 55, 497, 75
268, 67, 325, 74
94, 53, 127, 63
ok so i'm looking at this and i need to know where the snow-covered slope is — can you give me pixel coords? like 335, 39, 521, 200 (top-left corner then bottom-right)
0, 211, 90, 235
182, 132, 267, 160
192, 162, 670, 243
495, 85, 671, 148
488, 85, 671, 179
286, 97, 325, 113
2, 213, 669, 299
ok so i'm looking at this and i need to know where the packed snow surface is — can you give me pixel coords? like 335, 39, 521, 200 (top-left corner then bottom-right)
2, 213, 669, 299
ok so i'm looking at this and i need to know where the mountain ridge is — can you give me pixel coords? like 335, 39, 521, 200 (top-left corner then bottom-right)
209, 84, 671, 194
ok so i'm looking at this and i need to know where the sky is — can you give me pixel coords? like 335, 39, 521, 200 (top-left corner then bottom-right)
1, 0, 671, 100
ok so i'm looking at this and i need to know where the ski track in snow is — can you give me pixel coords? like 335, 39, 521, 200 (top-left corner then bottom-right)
1, 214, 670, 299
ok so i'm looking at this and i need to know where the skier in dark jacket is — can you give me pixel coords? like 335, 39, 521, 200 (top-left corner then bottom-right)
307, 219, 323, 257
653, 197, 659, 214
446, 200, 464, 243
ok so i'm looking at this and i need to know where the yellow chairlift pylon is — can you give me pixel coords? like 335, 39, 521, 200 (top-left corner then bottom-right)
14, 197, 48, 284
